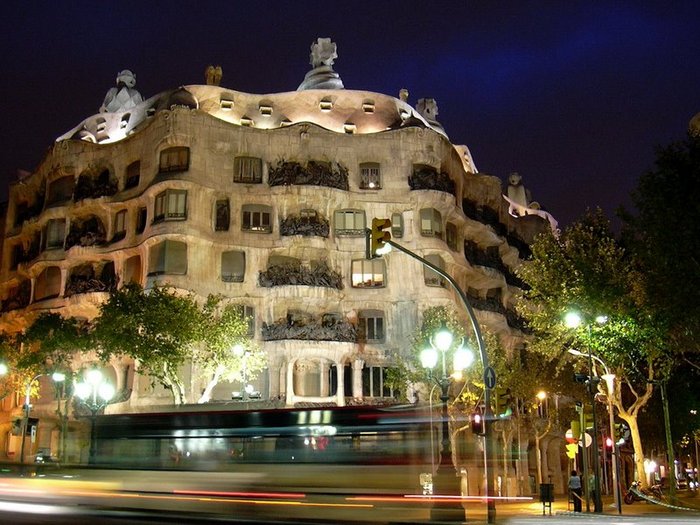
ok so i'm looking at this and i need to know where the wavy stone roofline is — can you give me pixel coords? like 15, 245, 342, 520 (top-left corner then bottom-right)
57, 85, 449, 146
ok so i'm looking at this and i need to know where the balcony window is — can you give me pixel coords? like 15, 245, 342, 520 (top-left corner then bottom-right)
420, 208, 443, 238
221, 250, 245, 282
359, 163, 381, 189
148, 240, 187, 275
46, 176, 74, 206
159, 146, 190, 173
334, 209, 366, 236
124, 255, 142, 285
242, 204, 272, 233
233, 156, 263, 183
351, 259, 386, 288
154, 189, 187, 223
34, 266, 62, 301
136, 207, 147, 234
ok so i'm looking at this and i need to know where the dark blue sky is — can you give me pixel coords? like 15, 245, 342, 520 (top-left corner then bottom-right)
1, 1, 698, 227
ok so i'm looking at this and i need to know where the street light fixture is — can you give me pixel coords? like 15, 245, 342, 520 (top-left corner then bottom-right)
75, 369, 115, 464
19, 371, 66, 466
420, 326, 474, 523
565, 312, 604, 513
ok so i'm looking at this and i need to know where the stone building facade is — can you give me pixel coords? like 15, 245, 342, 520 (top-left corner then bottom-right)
0, 41, 557, 477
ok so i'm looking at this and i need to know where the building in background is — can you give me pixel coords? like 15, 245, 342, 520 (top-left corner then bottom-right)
0, 39, 556, 486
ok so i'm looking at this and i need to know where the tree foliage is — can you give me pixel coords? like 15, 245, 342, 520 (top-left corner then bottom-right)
623, 133, 700, 361
516, 209, 668, 487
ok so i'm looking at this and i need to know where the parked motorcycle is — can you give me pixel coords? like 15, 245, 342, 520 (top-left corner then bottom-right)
623, 481, 663, 504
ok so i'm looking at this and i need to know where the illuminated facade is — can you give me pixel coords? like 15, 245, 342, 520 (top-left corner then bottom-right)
0, 40, 556, 482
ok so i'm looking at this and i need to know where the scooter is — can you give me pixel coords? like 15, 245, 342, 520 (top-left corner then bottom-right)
623, 480, 663, 504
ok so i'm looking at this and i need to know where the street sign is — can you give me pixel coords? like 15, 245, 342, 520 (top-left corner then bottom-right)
484, 366, 497, 389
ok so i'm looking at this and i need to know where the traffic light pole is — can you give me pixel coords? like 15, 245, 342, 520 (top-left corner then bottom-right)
384, 239, 497, 524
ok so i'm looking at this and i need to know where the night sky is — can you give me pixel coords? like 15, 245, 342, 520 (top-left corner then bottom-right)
1, 1, 699, 227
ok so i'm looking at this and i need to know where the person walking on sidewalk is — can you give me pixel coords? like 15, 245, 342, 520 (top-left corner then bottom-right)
569, 470, 582, 512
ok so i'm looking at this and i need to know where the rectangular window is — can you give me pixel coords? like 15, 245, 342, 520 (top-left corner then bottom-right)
242, 204, 272, 233
136, 207, 147, 234
215, 199, 230, 231
359, 163, 381, 189
362, 366, 394, 398
234, 156, 263, 183
424, 254, 446, 287
159, 147, 190, 173
391, 212, 403, 238
234, 304, 255, 337
221, 250, 245, 282
334, 209, 366, 236
44, 219, 66, 250
46, 176, 75, 206
358, 310, 385, 342
154, 189, 187, 223
420, 208, 443, 238
446, 222, 458, 251
148, 240, 187, 275
125, 161, 140, 189
351, 259, 386, 288
113, 210, 127, 241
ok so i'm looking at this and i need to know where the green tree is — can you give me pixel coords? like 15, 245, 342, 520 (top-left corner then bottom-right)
93, 283, 205, 405
623, 133, 700, 364
517, 209, 668, 488
195, 297, 266, 403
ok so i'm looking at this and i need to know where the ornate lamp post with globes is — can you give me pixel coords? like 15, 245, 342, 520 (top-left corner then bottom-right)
74, 369, 115, 464
420, 326, 475, 523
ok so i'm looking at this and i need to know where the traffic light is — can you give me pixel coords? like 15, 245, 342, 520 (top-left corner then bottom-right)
471, 411, 486, 436
494, 388, 512, 418
368, 218, 392, 258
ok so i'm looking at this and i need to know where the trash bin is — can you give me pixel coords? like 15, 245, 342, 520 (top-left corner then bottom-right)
539, 483, 554, 515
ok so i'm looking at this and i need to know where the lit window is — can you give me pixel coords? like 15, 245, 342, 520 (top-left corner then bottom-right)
221, 251, 245, 282
319, 98, 333, 111
446, 222, 459, 251
159, 147, 190, 173
233, 157, 263, 183
240, 116, 254, 127
220, 98, 234, 110
148, 240, 187, 275
351, 259, 386, 288
391, 212, 403, 238
424, 254, 446, 287
259, 104, 273, 116
44, 219, 66, 250
334, 209, 366, 236
344, 122, 356, 134
362, 100, 375, 113
358, 310, 385, 342
242, 204, 272, 233
215, 199, 230, 231
420, 208, 443, 238
359, 163, 381, 189
154, 189, 187, 223
113, 210, 127, 241
362, 366, 395, 398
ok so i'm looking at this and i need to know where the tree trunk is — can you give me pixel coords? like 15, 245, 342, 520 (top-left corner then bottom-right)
198, 366, 224, 404
619, 412, 648, 489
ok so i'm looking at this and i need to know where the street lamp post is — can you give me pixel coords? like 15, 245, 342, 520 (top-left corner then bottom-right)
75, 369, 115, 464
19, 372, 65, 467
420, 327, 474, 523
565, 313, 604, 513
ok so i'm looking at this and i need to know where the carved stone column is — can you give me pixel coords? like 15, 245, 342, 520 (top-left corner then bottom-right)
285, 360, 295, 406
267, 362, 282, 399
335, 361, 345, 406
352, 359, 364, 399
319, 361, 329, 396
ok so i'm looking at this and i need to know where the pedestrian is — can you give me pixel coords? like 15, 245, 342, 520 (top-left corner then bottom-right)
568, 470, 582, 512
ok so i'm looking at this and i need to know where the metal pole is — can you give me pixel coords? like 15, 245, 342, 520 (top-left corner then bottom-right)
587, 346, 603, 512
387, 239, 496, 523
88, 411, 97, 465
578, 403, 590, 512
660, 382, 677, 504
